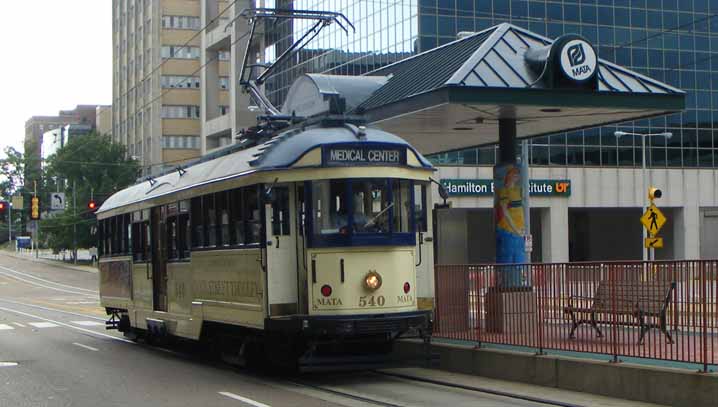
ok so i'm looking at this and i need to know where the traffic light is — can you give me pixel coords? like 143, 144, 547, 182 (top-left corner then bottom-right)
30, 196, 40, 220
648, 187, 662, 202
0, 201, 7, 214
87, 199, 97, 212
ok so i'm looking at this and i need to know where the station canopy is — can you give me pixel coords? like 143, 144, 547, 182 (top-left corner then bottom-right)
338, 23, 685, 155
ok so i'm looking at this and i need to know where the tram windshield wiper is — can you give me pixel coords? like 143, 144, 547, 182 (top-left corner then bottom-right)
364, 203, 394, 228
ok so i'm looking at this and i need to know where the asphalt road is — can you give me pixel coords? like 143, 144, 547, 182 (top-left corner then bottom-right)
0, 252, 661, 407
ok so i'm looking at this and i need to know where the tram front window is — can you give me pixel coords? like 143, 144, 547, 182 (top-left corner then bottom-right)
351, 179, 390, 233
312, 179, 348, 235
311, 179, 414, 244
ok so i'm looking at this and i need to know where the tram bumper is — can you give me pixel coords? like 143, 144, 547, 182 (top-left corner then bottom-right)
265, 310, 431, 339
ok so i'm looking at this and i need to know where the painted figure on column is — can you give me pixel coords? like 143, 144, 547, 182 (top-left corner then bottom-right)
494, 163, 526, 286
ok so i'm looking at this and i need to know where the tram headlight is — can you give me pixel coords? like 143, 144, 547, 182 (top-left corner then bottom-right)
364, 271, 382, 290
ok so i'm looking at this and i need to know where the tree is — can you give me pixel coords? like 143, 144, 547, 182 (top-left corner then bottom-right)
42, 132, 138, 252
0, 141, 43, 236
0, 146, 25, 199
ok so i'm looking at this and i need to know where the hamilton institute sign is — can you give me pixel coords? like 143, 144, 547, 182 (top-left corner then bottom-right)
441, 179, 571, 197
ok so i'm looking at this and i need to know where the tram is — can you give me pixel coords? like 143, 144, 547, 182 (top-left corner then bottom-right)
96, 113, 437, 369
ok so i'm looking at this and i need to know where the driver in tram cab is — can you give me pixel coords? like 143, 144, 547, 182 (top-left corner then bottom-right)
333, 195, 370, 234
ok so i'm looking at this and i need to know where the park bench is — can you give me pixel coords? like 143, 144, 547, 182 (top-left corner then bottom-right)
564, 279, 676, 344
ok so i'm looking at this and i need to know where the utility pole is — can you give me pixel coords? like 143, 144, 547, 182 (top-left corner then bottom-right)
73, 179, 77, 264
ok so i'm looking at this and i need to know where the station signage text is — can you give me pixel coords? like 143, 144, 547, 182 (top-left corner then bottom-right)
323, 144, 406, 167
441, 179, 571, 197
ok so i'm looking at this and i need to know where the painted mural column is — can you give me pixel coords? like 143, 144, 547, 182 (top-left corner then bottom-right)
494, 118, 526, 287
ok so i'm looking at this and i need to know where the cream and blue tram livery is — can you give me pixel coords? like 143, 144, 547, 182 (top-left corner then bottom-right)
97, 121, 435, 366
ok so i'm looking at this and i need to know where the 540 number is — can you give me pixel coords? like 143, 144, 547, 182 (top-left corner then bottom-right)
358, 295, 385, 307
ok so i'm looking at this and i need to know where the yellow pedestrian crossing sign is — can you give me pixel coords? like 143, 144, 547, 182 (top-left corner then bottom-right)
644, 237, 664, 248
640, 204, 666, 237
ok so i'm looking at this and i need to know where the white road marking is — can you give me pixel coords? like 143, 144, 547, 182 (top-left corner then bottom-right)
0, 269, 96, 297
0, 324, 14, 330
219, 392, 272, 407
0, 265, 98, 296
71, 320, 105, 327
12, 323, 24, 328
0, 306, 134, 344
28, 322, 59, 329
72, 342, 99, 352
0, 299, 105, 321
65, 301, 99, 305
0, 362, 18, 367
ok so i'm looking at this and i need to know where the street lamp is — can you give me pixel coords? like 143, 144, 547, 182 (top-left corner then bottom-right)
614, 130, 672, 261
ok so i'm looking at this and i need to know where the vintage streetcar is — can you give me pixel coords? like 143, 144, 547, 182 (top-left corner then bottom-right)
97, 115, 436, 370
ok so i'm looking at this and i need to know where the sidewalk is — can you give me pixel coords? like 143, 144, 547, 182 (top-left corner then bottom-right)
2, 249, 98, 273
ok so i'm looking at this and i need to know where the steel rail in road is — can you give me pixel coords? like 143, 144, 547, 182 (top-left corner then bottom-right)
373, 371, 585, 407
285, 379, 405, 407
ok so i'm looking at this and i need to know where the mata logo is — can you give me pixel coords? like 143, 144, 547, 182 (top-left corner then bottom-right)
560, 39, 596, 81
315, 297, 343, 306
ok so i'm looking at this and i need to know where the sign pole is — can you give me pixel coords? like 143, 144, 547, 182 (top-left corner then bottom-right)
521, 140, 531, 259
641, 135, 648, 262
8, 203, 11, 243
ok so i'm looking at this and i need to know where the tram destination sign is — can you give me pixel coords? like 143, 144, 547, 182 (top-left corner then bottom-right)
441, 179, 571, 197
322, 144, 406, 167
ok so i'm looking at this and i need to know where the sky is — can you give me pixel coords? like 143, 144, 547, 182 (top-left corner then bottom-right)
0, 0, 112, 152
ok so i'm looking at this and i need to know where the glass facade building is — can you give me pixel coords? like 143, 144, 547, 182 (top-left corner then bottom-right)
264, 0, 718, 169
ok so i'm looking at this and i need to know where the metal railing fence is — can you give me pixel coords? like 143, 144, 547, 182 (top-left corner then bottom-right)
433, 260, 718, 372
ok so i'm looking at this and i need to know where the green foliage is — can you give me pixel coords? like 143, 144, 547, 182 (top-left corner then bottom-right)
0, 146, 25, 199
41, 132, 139, 250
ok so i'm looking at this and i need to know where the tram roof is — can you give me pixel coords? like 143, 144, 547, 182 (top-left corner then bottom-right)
355, 23, 685, 155
97, 125, 432, 215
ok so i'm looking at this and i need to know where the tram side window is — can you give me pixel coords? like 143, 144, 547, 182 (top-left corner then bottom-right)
244, 186, 261, 244
167, 201, 191, 260
230, 188, 245, 245
166, 205, 178, 260
414, 182, 428, 232
229, 185, 261, 245
132, 215, 150, 262
191, 196, 204, 248
124, 213, 132, 255
204, 194, 217, 247
178, 200, 190, 259
216, 191, 230, 246
392, 180, 411, 233
105, 219, 112, 255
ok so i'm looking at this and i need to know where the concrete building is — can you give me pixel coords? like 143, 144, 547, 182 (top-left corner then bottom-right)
24, 105, 102, 188
199, 0, 256, 154
41, 124, 94, 160
96, 105, 113, 136
113, 0, 202, 174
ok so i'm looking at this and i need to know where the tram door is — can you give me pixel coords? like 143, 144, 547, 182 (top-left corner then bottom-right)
414, 182, 434, 310
151, 206, 168, 312
264, 185, 298, 316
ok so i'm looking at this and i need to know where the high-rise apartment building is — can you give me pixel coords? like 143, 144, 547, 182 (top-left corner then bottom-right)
96, 105, 113, 136
199, 0, 256, 154
113, 0, 219, 175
